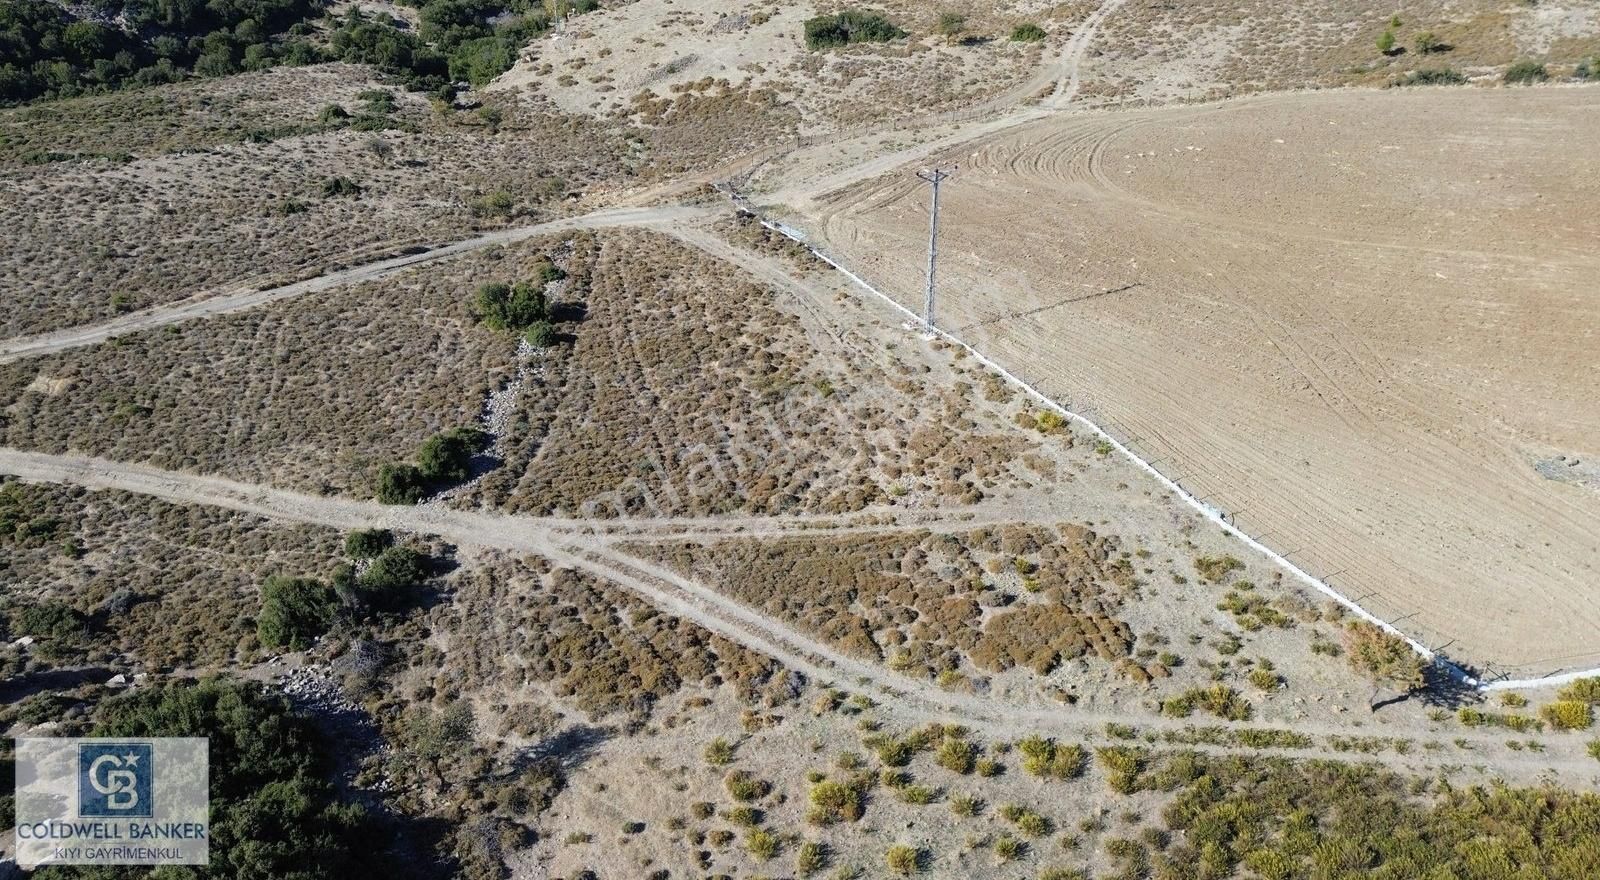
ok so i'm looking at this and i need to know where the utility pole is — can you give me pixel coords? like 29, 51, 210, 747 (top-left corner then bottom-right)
916, 167, 954, 332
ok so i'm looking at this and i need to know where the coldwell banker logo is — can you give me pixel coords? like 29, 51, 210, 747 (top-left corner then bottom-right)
79, 742, 154, 818
15, 737, 209, 867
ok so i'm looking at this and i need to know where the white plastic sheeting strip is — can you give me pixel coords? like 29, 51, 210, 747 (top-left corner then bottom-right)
730, 200, 1599, 692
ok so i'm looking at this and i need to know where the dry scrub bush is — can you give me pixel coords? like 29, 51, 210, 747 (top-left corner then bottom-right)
1091, 0, 1556, 102
1343, 621, 1425, 696
419, 554, 784, 720
637, 522, 1137, 680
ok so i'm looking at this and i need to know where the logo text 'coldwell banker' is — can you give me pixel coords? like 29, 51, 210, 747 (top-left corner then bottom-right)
15, 737, 210, 867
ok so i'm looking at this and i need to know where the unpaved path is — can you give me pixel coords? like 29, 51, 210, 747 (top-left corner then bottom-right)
2, 446, 1595, 785
0, 206, 715, 365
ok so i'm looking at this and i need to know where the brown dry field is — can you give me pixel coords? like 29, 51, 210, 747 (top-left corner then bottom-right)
804, 86, 1600, 678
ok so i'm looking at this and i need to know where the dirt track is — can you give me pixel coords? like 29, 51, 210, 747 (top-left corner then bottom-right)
805, 87, 1600, 677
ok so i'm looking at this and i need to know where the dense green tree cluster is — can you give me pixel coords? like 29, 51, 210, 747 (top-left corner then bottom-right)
0, 0, 321, 104
0, 0, 601, 105
378, 426, 489, 504
33, 679, 374, 879
259, 542, 434, 647
474, 259, 566, 347
256, 574, 337, 649
803, 9, 904, 50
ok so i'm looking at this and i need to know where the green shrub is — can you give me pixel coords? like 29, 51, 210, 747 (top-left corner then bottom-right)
417, 427, 488, 483
256, 575, 336, 649
1193, 554, 1244, 583
1540, 700, 1594, 731
1011, 22, 1046, 42
798, 840, 828, 875
1396, 67, 1467, 86
448, 34, 516, 86
935, 11, 965, 43
1095, 746, 1147, 794
1017, 736, 1087, 779
475, 280, 552, 332
1504, 60, 1548, 84
804, 9, 905, 50
808, 779, 864, 824
705, 736, 735, 765
470, 190, 516, 218
524, 320, 558, 348
1015, 810, 1051, 837
1559, 677, 1600, 704
376, 463, 428, 505
1377, 28, 1396, 54
1413, 31, 1441, 54
747, 828, 779, 861
885, 843, 921, 875
874, 737, 915, 767
92, 679, 371, 877
356, 546, 431, 609
725, 769, 771, 802
319, 176, 362, 197
935, 738, 976, 774
343, 528, 393, 559
16, 601, 88, 653
994, 834, 1025, 862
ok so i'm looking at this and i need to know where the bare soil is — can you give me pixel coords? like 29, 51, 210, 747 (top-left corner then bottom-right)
801, 86, 1600, 677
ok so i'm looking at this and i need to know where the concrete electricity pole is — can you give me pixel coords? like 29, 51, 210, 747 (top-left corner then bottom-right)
916, 167, 954, 332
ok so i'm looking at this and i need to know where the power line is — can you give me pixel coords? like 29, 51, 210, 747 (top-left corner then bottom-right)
916, 166, 955, 332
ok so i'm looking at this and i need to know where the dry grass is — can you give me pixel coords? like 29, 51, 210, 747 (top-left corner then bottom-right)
406, 552, 788, 720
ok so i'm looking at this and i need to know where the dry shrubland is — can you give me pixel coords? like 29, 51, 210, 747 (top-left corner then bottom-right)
0, 66, 633, 337
412, 553, 789, 721
1091, 0, 1597, 104
632, 522, 1138, 682
0, 480, 341, 669
0, 238, 582, 494
462, 229, 1048, 518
